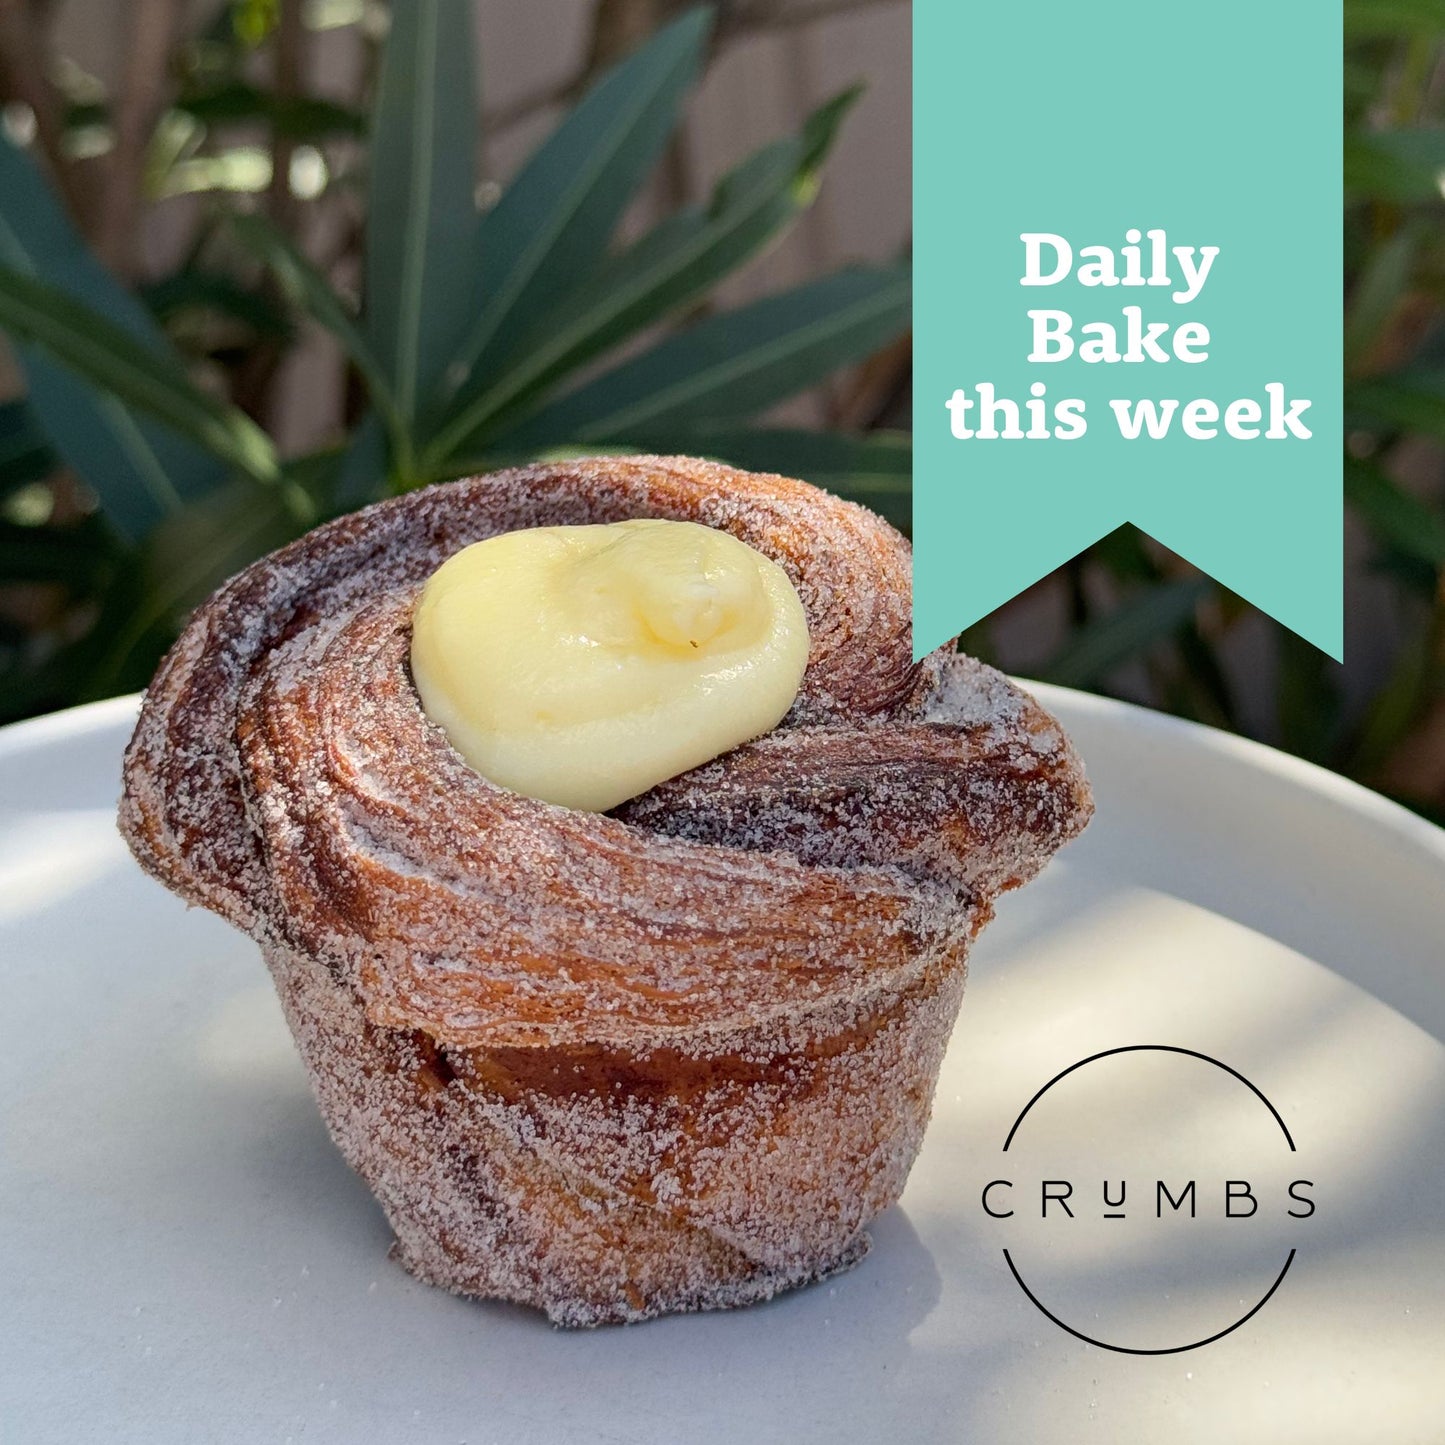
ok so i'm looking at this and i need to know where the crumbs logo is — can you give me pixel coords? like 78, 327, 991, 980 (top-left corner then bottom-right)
981, 1046, 1315, 1355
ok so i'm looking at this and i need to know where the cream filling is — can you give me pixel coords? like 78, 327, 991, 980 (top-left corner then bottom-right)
409, 519, 810, 811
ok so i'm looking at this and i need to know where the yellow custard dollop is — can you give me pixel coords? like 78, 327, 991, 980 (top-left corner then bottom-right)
409, 519, 810, 811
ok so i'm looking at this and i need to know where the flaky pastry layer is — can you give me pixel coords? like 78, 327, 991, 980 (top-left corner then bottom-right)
118, 456, 1092, 1324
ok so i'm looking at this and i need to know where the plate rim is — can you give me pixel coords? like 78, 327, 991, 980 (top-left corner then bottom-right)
1027, 680, 1445, 860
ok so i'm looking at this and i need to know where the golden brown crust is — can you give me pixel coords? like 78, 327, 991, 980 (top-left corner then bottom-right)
117, 454, 1092, 1325
266, 932, 972, 1325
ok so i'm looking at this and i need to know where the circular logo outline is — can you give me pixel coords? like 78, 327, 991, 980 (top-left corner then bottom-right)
996, 1043, 1300, 1355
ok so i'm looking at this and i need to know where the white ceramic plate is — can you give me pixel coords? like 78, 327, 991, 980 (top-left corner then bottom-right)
2, 689, 1443, 1444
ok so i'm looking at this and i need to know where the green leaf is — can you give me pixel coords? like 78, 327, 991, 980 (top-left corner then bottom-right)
1345, 455, 1445, 567
139, 267, 293, 341
0, 266, 298, 503
442, 7, 712, 396
332, 412, 391, 509
1345, 0, 1445, 35
1039, 577, 1212, 690
1345, 224, 1420, 370
281, 443, 350, 501
1378, 128, 1445, 178
0, 132, 227, 540
364, 0, 481, 452
1345, 130, 1445, 202
0, 623, 122, 724
1348, 373, 1445, 437
423, 86, 860, 468
0, 518, 116, 586
1346, 622, 1439, 773
230, 212, 403, 439
494, 265, 912, 449
1087, 525, 1163, 585
90, 471, 307, 693
177, 82, 366, 141
1084, 524, 1241, 729
1369, 540, 1442, 596
1276, 627, 1344, 764
0, 397, 56, 494
142, 478, 299, 618
1172, 621, 1240, 731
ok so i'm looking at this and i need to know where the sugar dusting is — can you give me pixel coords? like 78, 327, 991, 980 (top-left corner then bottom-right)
117, 456, 1092, 1326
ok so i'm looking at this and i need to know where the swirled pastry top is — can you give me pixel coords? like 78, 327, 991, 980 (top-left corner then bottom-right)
119, 456, 1092, 1051
409, 519, 810, 811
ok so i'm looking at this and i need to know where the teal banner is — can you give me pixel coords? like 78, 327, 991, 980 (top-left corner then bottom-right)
913, 1, 1343, 660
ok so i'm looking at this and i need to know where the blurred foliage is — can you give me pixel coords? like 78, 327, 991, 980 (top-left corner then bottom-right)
957, 0, 1445, 824
0, 0, 909, 716
2, 0, 1444, 828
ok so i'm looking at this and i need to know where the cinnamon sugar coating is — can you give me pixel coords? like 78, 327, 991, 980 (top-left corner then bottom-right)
118, 456, 1091, 1326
